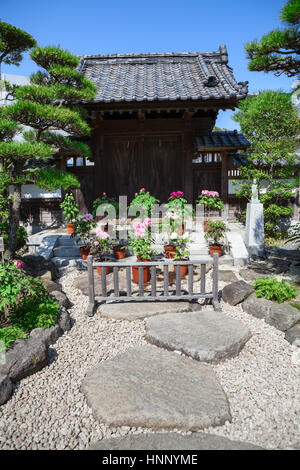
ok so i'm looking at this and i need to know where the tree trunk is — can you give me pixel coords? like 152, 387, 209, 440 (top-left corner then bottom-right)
7, 181, 22, 259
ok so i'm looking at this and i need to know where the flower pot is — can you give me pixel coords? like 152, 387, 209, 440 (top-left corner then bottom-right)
66, 223, 75, 234
132, 257, 151, 284
96, 259, 111, 276
164, 245, 176, 259
177, 224, 185, 236
104, 224, 109, 232
80, 246, 90, 260
114, 246, 126, 260
174, 264, 188, 277
203, 221, 209, 233
209, 245, 223, 257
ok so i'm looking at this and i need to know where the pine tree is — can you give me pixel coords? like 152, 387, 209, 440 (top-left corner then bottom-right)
0, 45, 97, 257
245, 0, 300, 77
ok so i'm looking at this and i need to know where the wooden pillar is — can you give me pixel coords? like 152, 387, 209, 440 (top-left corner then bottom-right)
221, 151, 229, 220
183, 125, 194, 204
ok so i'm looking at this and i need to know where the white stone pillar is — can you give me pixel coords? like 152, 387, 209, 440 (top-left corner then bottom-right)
244, 180, 265, 256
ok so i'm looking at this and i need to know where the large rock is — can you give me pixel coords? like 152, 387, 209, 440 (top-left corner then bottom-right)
0, 374, 13, 406
41, 279, 62, 294
239, 269, 266, 282
0, 337, 47, 382
285, 323, 300, 347
29, 324, 63, 349
145, 311, 251, 363
50, 290, 71, 308
81, 345, 231, 430
90, 432, 262, 450
242, 294, 300, 332
21, 255, 59, 281
222, 281, 254, 306
100, 301, 199, 321
58, 307, 72, 332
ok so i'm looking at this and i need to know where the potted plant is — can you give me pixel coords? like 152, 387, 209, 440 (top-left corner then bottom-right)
129, 188, 159, 219
204, 221, 228, 257
90, 229, 113, 275
60, 193, 79, 234
129, 218, 155, 283
197, 191, 224, 232
93, 192, 119, 231
72, 213, 96, 259
166, 191, 191, 234
162, 212, 182, 258
173, 235, 190, 277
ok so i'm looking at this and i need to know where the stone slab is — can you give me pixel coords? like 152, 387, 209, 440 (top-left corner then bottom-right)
222, 281, 255, 306
90, 432, 262, 450
218, 270, 238, 283
82, 345, 231, 431
100, 301, 199, 320
242, 293, 300, 332
145, 311, 251, 363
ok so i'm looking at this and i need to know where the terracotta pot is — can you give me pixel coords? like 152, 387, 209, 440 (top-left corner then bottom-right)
177, 224, 185, 236
114, 246, 126, 260
203, 221, 209, 233
209, 245, 223, 257
80, 246, 90, 260
103, 224, 109, 232
132, 257, 151, 284
174, 264, 188, 277
66, 223, 75, 234
164, 245, 176, 259
96, 259, 111, 276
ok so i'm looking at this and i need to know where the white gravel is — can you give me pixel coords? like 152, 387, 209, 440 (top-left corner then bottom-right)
0, 266, 299, 450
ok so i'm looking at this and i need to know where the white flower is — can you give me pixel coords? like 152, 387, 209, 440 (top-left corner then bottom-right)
170, 232, 178, 240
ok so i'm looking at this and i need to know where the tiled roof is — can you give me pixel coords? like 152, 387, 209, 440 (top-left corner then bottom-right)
195, 131, 250, 149
78, 45, 248, 104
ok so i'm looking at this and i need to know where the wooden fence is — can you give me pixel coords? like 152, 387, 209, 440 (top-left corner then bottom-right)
86, 254, 220, 316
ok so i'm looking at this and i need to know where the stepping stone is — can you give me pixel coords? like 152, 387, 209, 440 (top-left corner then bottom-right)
100, 301, 199, 320
81, 345, 231, 430
90, 432, 262, 450
218, 270, 238, 283
145, 311, 251, 363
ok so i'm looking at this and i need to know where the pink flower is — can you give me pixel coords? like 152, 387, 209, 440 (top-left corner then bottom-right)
135, 227, 146, 237
133, 221, 143, 230
94, 240, 99, 246
140, 188, 146, 192
143, 218, 152, 227
15, 261, 23, 268
96, 229, 109, 239
103, 192, 106, 195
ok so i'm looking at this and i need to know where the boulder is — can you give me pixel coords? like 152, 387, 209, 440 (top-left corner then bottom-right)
100, 301, 199, 321
50, 290, 71, 308
0, 337, 48, 382
21, 255, 59, 281
242, 294, 300, 332
82, 345, 231, 431
90, 432, 262, 450
239, 269, 266, 282
222, 281, 255, 306
0, 374, 13, 406
145, 310, 251, 363
285, 323, 300, 347
29, 324, 63, 349
41, 279, 62, 294
57, 307, 72, 332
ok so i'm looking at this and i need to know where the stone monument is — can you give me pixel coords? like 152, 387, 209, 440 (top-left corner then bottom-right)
244, 180, 265, 256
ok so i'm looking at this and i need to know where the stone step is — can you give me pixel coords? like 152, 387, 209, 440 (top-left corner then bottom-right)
56, 235, 81, 246
53, 246, 81, 257
52, 257, 87, 268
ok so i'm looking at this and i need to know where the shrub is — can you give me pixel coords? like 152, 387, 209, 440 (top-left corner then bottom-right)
0, 326, 27, 350
205, 221, 228, 245
129, 188, 159, 218
9, 296, 60, 332
254, 276, 298, 303
60, 192, 79, 223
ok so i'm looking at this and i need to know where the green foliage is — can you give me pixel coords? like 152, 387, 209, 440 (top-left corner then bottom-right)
285, 222, 300, 246
129, 188, 159, 218
0, 140, 52, 160
9, 296, 60, 332
0, 326, 27, 350
0, 21, 36, 71
72, 214, 96, 247
60, 192, 79, 222
196, 191, 224, 211
35, 168, 80, 191
205, 221, 228, 245
233, 90, 300, 237
173, 236, 190, 261
245, 0, 300, 77
128, 236, 154, 260
254, 276, 298, 303
0, 118, 20, 141
93, 193, 119, 217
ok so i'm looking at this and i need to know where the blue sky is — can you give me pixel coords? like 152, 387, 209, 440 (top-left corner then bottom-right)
1, 0, 294, 129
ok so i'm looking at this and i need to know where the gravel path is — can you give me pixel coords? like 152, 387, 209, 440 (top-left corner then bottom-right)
0, 266, 299, 450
